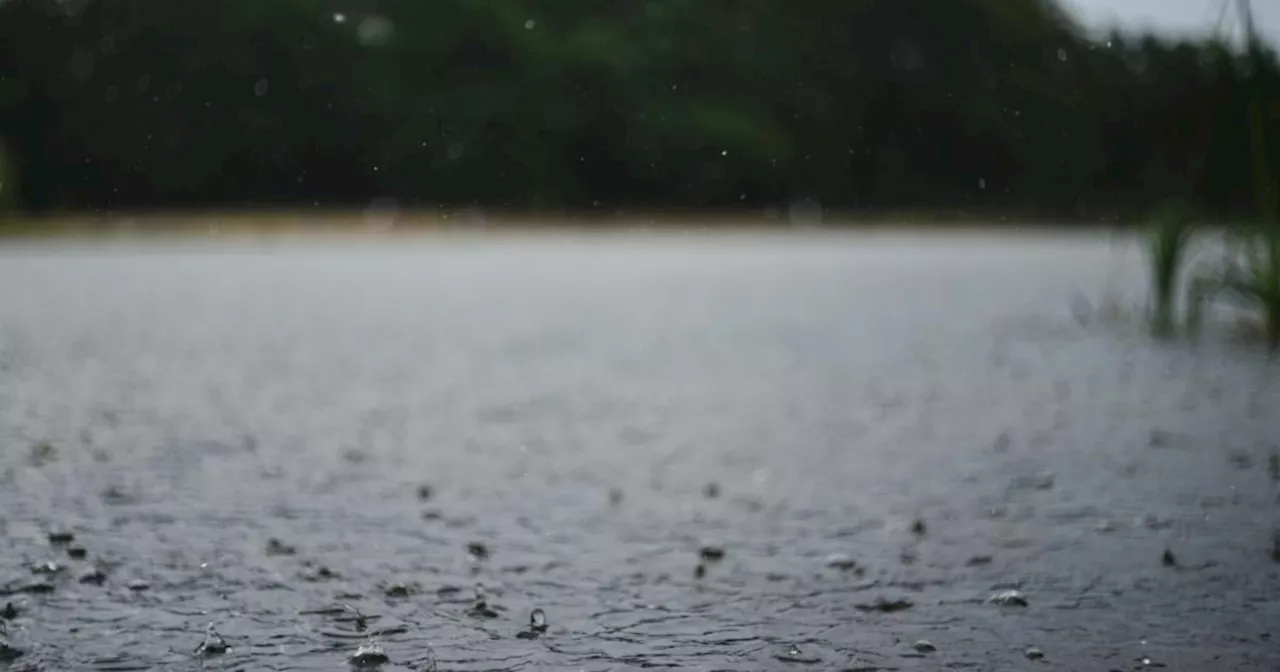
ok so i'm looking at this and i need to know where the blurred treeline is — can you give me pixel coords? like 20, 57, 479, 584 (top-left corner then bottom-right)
1, 0, 1278, 220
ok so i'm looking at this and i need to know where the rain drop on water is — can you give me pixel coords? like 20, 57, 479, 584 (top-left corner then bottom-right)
195, 623, 230, 656
333, 12, 346, 23
447, 142, 465, 160
1057, 48, 1067, 62
978, 177, 986, 189
524, 19, 536, 29
348, 641, 389, 668
253, 78, 269, 96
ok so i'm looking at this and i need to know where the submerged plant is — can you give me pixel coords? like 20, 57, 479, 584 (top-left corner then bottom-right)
1145, 201, 1199, 338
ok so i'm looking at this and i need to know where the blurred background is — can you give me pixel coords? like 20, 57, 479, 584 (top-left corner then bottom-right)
0, 0, 1277, 221
1, 2, 1280, 671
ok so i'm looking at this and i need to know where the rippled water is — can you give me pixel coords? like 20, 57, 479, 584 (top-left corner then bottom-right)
0, 231, 1277, 670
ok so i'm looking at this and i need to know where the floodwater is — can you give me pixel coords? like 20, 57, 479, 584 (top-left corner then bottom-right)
0, 231, 1277, 671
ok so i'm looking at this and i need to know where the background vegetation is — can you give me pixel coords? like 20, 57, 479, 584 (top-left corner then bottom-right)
1, 0, 1278, 220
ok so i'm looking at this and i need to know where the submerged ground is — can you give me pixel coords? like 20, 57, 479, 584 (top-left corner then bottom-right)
0, 230, 1277, 670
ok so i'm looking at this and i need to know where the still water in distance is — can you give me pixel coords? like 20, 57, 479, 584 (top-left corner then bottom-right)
0, 231, 1277, 671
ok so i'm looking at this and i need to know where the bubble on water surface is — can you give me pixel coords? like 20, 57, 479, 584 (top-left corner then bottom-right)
383, 582, 413, 598
516, 608, 548, 639
775, 643, 822, 663
30, 561, 62, 575
986, 589, 1028, 606
824, 553, 857, 570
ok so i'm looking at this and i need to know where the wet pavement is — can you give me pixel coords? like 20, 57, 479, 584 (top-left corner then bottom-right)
0, 231, 1277, 670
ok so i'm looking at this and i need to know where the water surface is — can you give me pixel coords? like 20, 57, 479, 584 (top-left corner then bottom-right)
0, 231, 1277, 670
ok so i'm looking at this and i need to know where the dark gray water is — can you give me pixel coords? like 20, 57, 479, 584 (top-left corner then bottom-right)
0, 232, 1277, 671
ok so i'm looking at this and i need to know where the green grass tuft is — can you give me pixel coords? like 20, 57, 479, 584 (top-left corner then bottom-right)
1187, 224, 1280, 348
1144, 200, 1198, 338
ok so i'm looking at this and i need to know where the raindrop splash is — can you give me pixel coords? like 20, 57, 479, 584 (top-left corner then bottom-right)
194, 623, 230, 657
348, 641, 389, 668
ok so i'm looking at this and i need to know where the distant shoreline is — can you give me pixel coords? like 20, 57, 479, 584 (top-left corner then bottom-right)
0, 208, 1149, 239
0, 207, 1258, 243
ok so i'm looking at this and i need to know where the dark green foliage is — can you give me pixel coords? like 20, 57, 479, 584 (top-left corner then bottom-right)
0, 0, 1278, 216
0, 138, 15, 215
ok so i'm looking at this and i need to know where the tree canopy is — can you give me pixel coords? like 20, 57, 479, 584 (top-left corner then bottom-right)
1, 0, 1277, 220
